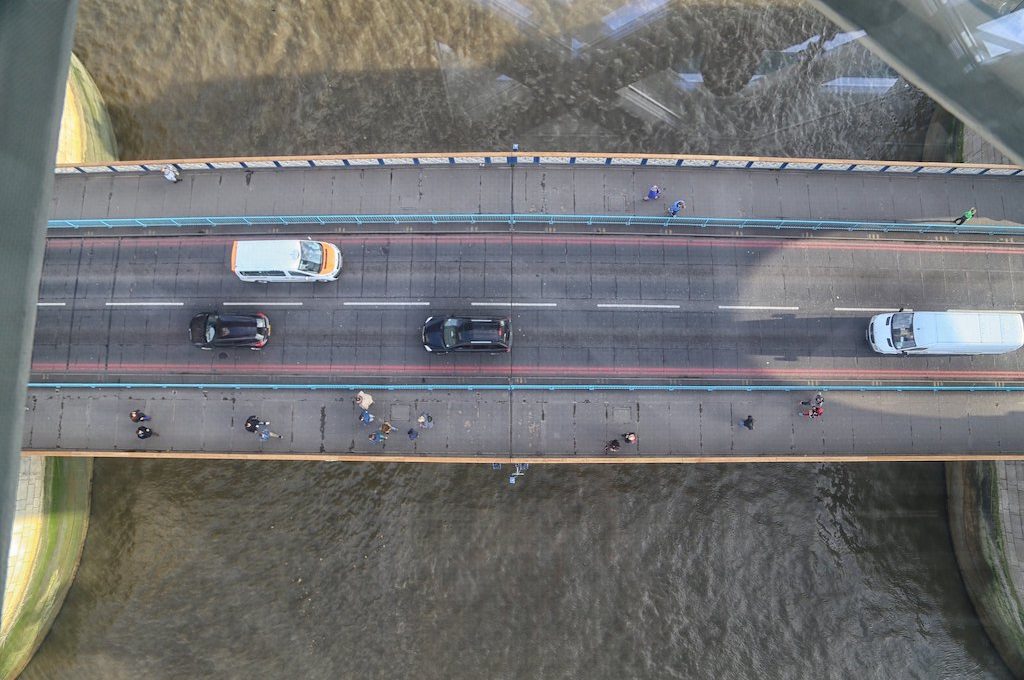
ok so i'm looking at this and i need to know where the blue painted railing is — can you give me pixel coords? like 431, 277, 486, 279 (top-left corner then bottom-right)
27, 382, 1024, 392
46, 212, 1024, 236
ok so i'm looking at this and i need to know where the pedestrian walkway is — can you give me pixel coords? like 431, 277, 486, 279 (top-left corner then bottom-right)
49, 158, 1024, 228
21, 387, 1024, 462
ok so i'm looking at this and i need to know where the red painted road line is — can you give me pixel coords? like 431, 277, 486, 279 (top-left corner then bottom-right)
47, 232, 1024, 256
31, 361, 1024, 381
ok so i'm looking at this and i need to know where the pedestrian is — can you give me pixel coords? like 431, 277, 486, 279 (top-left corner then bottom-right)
954, 207, 976, 226
161, 164, 181, 183
643, 184, 662, 201
668, 199, 685, 217
381, 421, 393, 435
407, 428, 419, 441
802, 406, 824, 420
359, 409, 375, 425
244, 415, 261, 433
417, 413, 434, 429
354, 391, 374, 410
255, 420, 282, 439
129, 409, 151, 423
800, 393, 824, 408
258, 426, 282, 441
136, 425, 155, 439
604, 439, 621, 452
743, 415, 755, 430
622, 432, 638, 444
369, 430, 386, 444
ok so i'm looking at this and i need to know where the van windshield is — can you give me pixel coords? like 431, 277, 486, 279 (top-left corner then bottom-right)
891, 312, 916, 349
298, 241, 324, 273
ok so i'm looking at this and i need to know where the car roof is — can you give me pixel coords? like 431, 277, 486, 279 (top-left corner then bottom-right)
454, 318, 508, 345
214, 314, 259, 339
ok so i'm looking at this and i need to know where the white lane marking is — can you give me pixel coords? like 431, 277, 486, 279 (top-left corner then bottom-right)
596, 303, 680, 309
36, 302, 66, 307
834, 307, 900, 312
471, 302, 558, 307
105, 302, 184, 307
947, 308, 1024, 314
343, 301, 431, 306
223, 301, 303, 306
718, 305, 799, 311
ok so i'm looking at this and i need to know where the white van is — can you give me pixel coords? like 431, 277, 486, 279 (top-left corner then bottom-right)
867, 311, 1024, 355
231, 239, 341, 283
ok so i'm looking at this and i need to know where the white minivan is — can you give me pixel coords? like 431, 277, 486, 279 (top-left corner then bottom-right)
231, 239, 342, 283
867, 310, 1024, 355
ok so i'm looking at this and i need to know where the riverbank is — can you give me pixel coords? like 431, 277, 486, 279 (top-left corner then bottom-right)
0, 459, 92, 680
948, 461, 1024, 679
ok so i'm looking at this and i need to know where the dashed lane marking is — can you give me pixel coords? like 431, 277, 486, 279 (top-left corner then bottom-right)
343, 301, 430, 306
596, 303, 680, 309
471, 302, 558, 307
718, 305, 799, 311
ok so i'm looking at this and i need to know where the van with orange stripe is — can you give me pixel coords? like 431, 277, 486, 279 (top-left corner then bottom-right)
231, 239, 342, 283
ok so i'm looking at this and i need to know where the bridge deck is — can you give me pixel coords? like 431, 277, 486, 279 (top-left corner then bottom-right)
23, 387, 1024, 462
35, 159, 1024, 462
50, 161, 1024, 226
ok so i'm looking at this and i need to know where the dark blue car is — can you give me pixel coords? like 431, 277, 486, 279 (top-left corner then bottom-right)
421, 315, 511, 353
189, 312, 271, 350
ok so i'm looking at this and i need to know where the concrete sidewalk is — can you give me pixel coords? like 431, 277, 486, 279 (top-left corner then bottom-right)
22, 387, 1024, 461
49, 163, 1024, 227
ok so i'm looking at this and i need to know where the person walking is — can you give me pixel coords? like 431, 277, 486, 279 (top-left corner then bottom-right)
604, 439, 621, 452
668, 199, 685, 217
369, 430, 386, 445
136, 425, 155, 439
129, 409, 151, 423
954, 207, 976, 226
800, 393, 824, 408
802, 406, 824, 420
161, 164, 181, 183
380, 422, 393, 436
417, 413, 434, 429
743, 415, 755, 430
643, 185, 662, 201
258, 425, 282, 441
407, 428, 419, 441
245, 415, 280, 438
622, 432, 638, 444
359, 410, 375, 425
355, 391, 374, 411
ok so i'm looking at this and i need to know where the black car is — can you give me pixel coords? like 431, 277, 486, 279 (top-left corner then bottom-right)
422, 315, 511, 353
189, 312, 271, 350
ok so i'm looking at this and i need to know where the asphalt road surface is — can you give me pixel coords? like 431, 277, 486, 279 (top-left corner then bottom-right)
31, 231, 1024, 384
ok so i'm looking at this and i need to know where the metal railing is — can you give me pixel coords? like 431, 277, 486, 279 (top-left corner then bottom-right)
46, 212, 1024, 236
28, 382, 1024, 392
54, 151, 1023, 177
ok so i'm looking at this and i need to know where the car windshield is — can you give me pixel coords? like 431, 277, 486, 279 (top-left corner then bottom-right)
298, 241, 323, 273
206, 316, 218, 343
890, 312, 916, 349
442, 318, 462, 348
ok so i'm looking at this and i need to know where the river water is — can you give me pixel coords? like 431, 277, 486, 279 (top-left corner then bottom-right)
24, 0, 1007, 677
